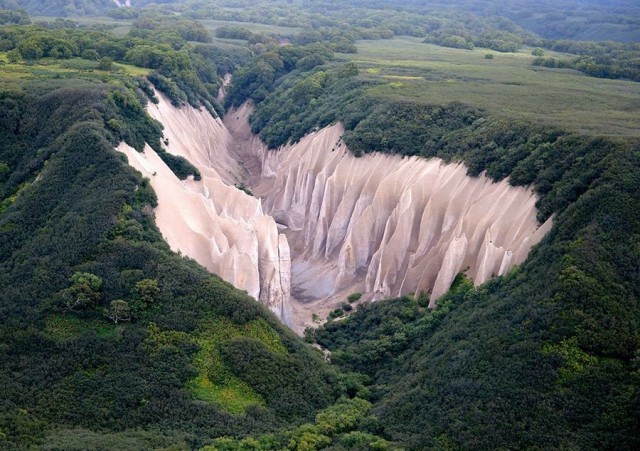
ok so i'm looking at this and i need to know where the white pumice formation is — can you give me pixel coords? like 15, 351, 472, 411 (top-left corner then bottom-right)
118, 92, 293, 326
119, 93, 551, 334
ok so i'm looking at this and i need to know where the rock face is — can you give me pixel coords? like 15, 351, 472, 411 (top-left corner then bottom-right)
119, 94, 551, 334
117, 94, 292, 326
225, 104, 553, 329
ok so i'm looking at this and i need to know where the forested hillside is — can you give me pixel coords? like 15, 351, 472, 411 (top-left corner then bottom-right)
1, 1, 639, 449
0, 26, 363, 449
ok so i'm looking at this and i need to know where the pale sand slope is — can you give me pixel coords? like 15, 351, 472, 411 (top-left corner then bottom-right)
117, 93, 292, 326
225, 103, 553, 332
119, 92, 551, 334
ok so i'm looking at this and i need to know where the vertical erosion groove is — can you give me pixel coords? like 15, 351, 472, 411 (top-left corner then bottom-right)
119, 93, 552, 333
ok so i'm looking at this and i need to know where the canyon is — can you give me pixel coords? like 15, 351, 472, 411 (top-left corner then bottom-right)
119, 93, 552, 333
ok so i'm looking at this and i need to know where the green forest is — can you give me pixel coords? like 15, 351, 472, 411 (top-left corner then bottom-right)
1, 0, 640, 450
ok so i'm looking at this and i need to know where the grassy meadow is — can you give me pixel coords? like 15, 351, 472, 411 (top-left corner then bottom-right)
340, 37, 640, 137
0, 51, 151, 91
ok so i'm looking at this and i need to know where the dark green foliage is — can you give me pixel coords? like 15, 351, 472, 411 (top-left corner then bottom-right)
96, 55, 112, 71
215, 25, 276, 46
80, 48, 98, 60
8, 0, 115, 17
156, 149, 201, 180
193, 42, 253, 76
327, 308, 345, 321
131, 14, 213, 44
421, 14, 529, 53
318, 231, 640, 449
311, 146, 640, 449
147, 71, 186, 106
531, 47, 544, 56
53, 272, 103, 313
0, 8, 29, 25
221, 338, 338, 421
105, 299, 131, 323
224, 43, 335, 108
107, 7, 141, 20
247, 65, 373, 148
107, 88, 163, 152
346, 105, 624, 223
532, 45, 640, 82
204, 397, 393, 450
173, 0, 639, 43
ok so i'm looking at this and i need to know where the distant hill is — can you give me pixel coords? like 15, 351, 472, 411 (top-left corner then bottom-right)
4, 0, 118, 16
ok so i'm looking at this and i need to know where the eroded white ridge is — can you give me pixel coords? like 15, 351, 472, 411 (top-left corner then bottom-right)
117, 93, 292, 326
225, 103, 552, 330
119, 93, 551, 334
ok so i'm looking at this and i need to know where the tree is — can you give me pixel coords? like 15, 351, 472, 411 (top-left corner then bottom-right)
532, 47, 545, 57
315, 397, 371, 434
130, 278, 159, 318
54, 272, 103, 313
6, 49, 20, 64
81, 49, 99, 61
97, 57, 113, 71
106, 300, 131, 324
18, 38, 44, 60
338, 62, 359, 78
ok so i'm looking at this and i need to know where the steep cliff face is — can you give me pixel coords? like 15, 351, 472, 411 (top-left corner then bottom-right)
120, 94, 551, 333
225, 104, 552, 330
117, 94, 292, 326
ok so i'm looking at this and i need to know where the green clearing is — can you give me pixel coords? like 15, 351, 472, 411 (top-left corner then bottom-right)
112, 62, 152, 77
44, 314, 118, 341
0, 53, 151, 89
187, 317, 287, 414
340, 37, 640, 137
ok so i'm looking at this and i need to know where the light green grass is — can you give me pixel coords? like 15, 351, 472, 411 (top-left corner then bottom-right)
340, 37, 640, 137
113, 62, 151, 77
0, 53, 151, 91
0, 54, 86, 91
188, 373, 264, 413
44, 314, 118, 341
187, 317, 287, 414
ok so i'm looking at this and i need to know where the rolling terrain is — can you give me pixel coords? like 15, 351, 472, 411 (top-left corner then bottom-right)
0, 0, 639, 449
